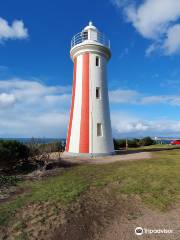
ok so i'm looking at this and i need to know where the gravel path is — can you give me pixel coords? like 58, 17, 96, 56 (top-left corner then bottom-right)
60, 152, 152, 165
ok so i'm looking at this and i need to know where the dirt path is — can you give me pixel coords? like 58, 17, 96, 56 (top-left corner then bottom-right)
52, 179, 180, 240
98, 205, 180, 240
59, 152, 152, 165
52, 191, 180, 240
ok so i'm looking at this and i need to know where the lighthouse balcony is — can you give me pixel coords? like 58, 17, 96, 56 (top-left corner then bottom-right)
71, 31, 110, 49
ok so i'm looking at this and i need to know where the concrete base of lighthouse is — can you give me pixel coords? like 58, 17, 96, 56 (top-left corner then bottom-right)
62, 151, 115, 158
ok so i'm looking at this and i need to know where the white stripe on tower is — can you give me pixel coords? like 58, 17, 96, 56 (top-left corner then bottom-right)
69, 55, 83, 153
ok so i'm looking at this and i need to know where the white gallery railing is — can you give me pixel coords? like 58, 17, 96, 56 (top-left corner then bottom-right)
71, 31, 110, 49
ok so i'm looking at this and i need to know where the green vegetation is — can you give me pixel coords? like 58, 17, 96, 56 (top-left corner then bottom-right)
1, 149, 180, 229
0, 140, 29, 171
114, 136, 155, 149
0, 175, 19, 188
138, 136, 155, 146
0, 139, 65, 174
129, 143, 180, 151
27, 138, 65, 155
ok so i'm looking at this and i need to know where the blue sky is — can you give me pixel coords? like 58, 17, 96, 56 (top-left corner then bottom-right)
1, 0, 180, 138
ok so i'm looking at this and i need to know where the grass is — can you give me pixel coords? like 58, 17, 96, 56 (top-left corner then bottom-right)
1, 149, 180, 228
0, 175, 19, 187
128, 143, 180, 150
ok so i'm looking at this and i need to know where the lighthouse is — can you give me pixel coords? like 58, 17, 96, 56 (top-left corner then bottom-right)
65, 22, 114, 157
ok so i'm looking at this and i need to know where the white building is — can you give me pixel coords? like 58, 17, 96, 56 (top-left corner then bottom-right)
65, 22, 114, 157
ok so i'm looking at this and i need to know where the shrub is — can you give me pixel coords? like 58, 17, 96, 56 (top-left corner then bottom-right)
0, 175, 19, 187
139, 137, 155, 146
114, 137, 155, 149
39, 141, 65, 153
0, 140, 29, 170
114, 139, 126, 150
128, 139, 139, 147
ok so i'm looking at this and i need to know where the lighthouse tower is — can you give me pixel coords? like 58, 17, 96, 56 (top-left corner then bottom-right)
65, 22, 114, 157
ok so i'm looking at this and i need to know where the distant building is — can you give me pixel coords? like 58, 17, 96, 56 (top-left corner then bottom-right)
64, 22, 114, 157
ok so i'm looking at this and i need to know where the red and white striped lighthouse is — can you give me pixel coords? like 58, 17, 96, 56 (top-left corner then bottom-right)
65, 22, 114, 157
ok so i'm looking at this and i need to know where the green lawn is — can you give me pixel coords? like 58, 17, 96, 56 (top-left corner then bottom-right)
1, 149, 180, 236
128, 143, 180, 150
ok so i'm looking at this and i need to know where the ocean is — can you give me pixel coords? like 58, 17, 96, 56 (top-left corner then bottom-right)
0, 138, 66, 144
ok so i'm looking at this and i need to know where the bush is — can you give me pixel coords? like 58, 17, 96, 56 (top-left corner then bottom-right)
114, 137, 155, 149
0, 175, 19, 188
114, 139, 140, 149
25, 139, 65, 171
114, 139, 126, 150
139, 137, 155, 146
0, 140, 29, 170
39, 141, 65, 153
128, 139, 139, 147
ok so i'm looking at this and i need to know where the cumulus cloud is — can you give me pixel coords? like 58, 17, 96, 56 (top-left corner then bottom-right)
111, 0, 180, 55
0, 93, 16, 107
111, 111, 180, 136
124, 0, 180, 39
163, 24, 180, 55
0, 17, 28, 42
0, 78, 71, 138
0, 78, 71, 104
2, 78, 180, 137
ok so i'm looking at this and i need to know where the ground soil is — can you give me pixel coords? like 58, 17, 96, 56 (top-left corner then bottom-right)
98, 204, 180, 240
59, 152, 152, 165
52, 184, 180, 240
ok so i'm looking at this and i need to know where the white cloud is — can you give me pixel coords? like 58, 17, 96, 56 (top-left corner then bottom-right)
44, 94, 70, 105
125, 0, 180, 39
140, 96, 168, 105
163, 24, 180, 55
145, 43, 157, 56
0, 17, 28, 42
111, 0, 131, 8
1, 79, 180, 138
0, 78, 71, 138
112, 112, 149, 134
109, 88, 180, 106
0, 78, 71, 103
141, 95, 180, 106
109, 89, 138, 103
0, 112, 68, 138
111, 111, 180, 136
0, 93, 16, 107
111, 0, 180, 55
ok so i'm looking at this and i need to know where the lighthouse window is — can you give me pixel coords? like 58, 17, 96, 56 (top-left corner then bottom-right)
82, 31, 88, 40
96, 87, 101, 99
97, 123, 103, 137
96, 56, 100, 67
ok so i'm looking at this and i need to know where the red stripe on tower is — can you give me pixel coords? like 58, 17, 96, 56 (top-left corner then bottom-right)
65, 57, 77, 151
79, 53, 89, 153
